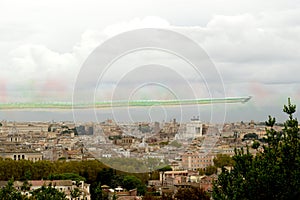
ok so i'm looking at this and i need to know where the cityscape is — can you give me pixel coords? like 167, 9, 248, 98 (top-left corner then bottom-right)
1, 0, 300, 199
0, 112, 292, 199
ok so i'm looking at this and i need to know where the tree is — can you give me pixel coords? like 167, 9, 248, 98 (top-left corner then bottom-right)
158, 166, 172, 172
92, 183, 103, 200
175, 187, 210, 200
213, 98, 300, 199
48, 173, 86, 183
30, 184, 67, 200
96, 168, 114, 186
204, 165, 217, 176
251, 140, 260, 149
0, 178, 24, 200
70, 188, 80, 199
91, 182, 109, 200
198, 168, 205, 175
213, 154, 234, 168
21, 170, 32, 193
122, 175, 146, 195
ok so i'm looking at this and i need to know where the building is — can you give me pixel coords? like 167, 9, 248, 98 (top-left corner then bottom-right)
159, 170, 189, 186
14, 180, 90, 200
186, 117, 203, 138
0, 151, 43, 162
181, 151, 214, 170
199, 174, 218, 192
176, 117, 203, 140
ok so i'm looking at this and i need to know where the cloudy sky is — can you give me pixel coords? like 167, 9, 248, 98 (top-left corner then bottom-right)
1, 0, 300, 123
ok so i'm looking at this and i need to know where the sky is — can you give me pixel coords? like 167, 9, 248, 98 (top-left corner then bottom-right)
1, 0, 300, 123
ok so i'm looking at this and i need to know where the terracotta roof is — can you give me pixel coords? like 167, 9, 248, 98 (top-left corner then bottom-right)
29, 180, 73, 186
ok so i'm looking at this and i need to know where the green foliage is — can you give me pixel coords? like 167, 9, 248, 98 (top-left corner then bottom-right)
30, 184, 66, 200
21, 180, 31, 192
0, 159, 148, 199
48, 173, 86, 183
122, 175, 146, 195
0, 178, 24, 200
204, 165, 217, 176
158, 166, 172, 172
242, 133, 258, 141
213, 154, 234, 168
213, 99, 300, 199
198, 165, 217, 176
265, 115, 275, 127
159, 141, 169, 146
175, 186, 210, 200
149, 170, 159, 180
21, 170, 32, 192
0, 160, 107, 183
70, 188, 80, 199
0, 181, 65, 200
24, 170, 32, 181
198, 168, 205, 175
91, 182, 110, 200
96, 168, 115, 186
93, 168, 148, 197
251, 140, 260, 149
93, 183, 101, 199
108, 135, 121, 140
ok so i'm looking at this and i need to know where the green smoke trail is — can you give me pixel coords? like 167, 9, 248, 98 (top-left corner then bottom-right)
0, 96, 251, 110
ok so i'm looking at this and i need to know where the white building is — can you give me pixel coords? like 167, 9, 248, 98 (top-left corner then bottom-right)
176, 117, 203, 140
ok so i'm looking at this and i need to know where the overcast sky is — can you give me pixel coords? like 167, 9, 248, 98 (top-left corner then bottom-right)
1, 0, 300, 123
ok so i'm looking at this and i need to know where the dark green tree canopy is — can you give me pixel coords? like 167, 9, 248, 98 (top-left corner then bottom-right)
30, 184, 67, 200
213, 98, 300, 200
213, 154, 234, 168
0, 178, 24, 200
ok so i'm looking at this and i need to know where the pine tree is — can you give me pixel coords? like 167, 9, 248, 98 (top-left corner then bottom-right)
213, 98, 300, 199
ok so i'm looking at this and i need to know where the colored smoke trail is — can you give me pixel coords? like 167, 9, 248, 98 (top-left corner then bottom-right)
0, 96, 251, 110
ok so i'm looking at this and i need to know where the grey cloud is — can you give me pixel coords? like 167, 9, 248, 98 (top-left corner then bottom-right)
1, 2, 300, 122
